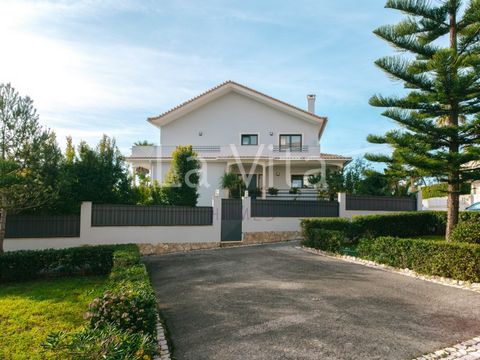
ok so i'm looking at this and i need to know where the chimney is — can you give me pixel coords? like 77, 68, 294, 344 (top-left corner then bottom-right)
307, 94, 316, 114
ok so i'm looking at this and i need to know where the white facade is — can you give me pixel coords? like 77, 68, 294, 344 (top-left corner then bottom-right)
128, 81, 351, 206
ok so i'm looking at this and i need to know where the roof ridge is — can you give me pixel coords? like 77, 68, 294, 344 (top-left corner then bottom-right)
147, 80, 327, 122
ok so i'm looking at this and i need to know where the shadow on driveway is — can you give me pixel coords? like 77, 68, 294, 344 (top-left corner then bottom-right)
144, 241, 480, 360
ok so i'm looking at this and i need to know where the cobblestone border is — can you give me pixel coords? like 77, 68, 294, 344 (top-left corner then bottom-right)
154, 314, 171, 360
298, 246, 480, 293
413, 336, 480, 360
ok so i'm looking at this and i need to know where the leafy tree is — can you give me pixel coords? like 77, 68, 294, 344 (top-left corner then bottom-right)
164, 145, 200, 206
55, 135, 134, 213
367, 0, 480, 238
0, 83, 62, 252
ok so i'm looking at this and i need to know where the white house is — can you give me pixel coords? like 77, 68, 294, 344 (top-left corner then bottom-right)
128, 81, 351, 206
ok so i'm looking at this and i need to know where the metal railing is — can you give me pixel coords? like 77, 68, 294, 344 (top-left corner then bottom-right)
346, 194, 417, 211
5, 214, 81, 238
91, 204, 213, 226
251, 199, 339, 218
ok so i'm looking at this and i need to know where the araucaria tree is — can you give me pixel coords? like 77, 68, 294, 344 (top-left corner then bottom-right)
367, 0, 480, 239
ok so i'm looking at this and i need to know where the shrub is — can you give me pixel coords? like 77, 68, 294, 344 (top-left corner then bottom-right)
301, 218, 352, 240
267, 187, 279, 196
422, 183, 470, 199
351, 212, 444, 238
0, 246, 115, 283
301, 229, 344, 252
450, 221, 480, 244
357, 237, 480, 282
44, 324, 157, 360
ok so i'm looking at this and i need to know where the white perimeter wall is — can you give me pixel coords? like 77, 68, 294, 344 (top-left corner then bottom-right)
5, 200, 222, 252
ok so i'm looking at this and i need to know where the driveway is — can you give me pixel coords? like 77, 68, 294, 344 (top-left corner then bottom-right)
144, 242, 480, 360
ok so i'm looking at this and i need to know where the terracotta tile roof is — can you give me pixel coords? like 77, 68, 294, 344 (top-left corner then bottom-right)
147, 80, 327, 123
319, 153, 352, 161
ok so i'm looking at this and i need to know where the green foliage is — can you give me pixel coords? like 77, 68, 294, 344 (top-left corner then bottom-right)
134, 180, 170, 205
367, 0, 480, 236
357, 237, 480, 282
422, 182, 471, 199
134, 140, 155, 146
221, 172, 245, 198
44, 324, 156, 360
351, 212, 445, 238
301, 218, 352, 240
0, 275, 107, 360
0, 246, 115, 283
165, 145, 200, 206
46, 244, 158, 359
55, 136, 134, 214
450, 221, 480, 244
0, 83, 62, 215
301, 229, 344, 252
267, 187, 279, 195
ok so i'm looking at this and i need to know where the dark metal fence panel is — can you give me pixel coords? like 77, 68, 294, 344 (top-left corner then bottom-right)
251, 200, 339, 218
221, 199, 243, 220
345, 195, 417, 211
5, 215, 80, 238
91, 204, 213, 226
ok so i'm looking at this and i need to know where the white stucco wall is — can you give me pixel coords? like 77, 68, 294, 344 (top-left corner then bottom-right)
160, 92, 321, 148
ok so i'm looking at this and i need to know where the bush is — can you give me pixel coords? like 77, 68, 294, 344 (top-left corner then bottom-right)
301, 218, 352, 240
351, 212, 444, 238
86, 245, 157, 337
46, 244, 159, 359
267, 187, 279, 196
0, 246, 115, 283
357, 237, 480, 282
422, 183, 470, 199
301, 229, 344, 252
44, 324, 157, 360
450, 221, 480, 244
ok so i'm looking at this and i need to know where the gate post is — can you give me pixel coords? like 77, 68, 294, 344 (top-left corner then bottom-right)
337, 193, 347, 218
212, 191, 224, 242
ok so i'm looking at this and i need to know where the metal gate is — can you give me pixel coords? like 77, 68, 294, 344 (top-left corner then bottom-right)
221, 199, 242, 241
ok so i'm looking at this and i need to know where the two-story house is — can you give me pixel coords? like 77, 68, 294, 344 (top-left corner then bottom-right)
128, 81, 351, 206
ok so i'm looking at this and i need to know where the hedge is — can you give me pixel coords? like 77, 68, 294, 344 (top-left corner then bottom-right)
0, 246, 115, 283
421, 183, 471, 199
301, 229, 344, 252
46, 244, 159, 359
301, 211, 480, 242
450, 221, 480, 244
357, 237, 480, 282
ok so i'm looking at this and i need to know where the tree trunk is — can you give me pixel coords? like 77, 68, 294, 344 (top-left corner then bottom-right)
446, 183, 459, 240
0, 208, 6, 254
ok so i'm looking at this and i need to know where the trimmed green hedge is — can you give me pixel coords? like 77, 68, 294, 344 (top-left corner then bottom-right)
46, 244, 159, 359
301, 218, 352, 240
357, 237, 480, 282
301, 229, 344, 252
422, 183, 470, 199
0, 246, 115, 283
451, 221, 480, 244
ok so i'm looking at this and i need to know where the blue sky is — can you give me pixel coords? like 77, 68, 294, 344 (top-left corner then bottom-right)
1, 0, 405, 158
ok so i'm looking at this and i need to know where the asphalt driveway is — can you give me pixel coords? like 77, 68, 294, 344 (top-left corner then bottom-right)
144, 242, 480, 360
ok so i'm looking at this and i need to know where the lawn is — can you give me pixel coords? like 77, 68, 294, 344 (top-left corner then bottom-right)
0, 275, 108, 360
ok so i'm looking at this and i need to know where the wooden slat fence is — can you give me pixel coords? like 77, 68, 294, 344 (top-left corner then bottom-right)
91, 204, 213, 226
346, 194, 417, 211
5, 215, 80, 238
251, 199, 339, 218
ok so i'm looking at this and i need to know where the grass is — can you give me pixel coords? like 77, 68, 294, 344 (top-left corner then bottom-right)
0, 275, 108, 360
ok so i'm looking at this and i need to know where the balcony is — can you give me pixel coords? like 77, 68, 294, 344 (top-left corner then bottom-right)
129, 145, 325, 161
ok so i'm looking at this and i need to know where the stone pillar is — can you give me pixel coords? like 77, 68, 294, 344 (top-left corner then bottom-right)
416, 187, 423, 211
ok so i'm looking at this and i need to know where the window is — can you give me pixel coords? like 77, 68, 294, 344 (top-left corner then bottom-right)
291, 175, 304, 188
241, 134, 258, 145
279, 134, 302, 151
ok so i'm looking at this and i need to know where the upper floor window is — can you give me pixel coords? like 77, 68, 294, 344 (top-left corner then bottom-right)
279, 134, 302, 151
241, 134, 258, 146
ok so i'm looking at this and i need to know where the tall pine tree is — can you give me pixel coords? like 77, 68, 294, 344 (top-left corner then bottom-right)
367, 0, 480, 238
